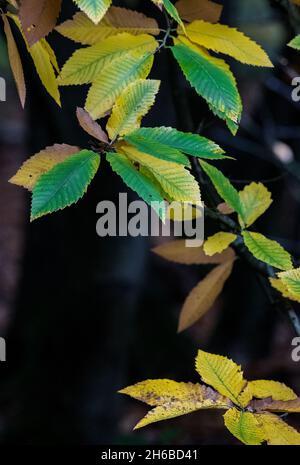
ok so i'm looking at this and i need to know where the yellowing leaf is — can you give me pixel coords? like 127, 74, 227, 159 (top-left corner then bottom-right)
195, 350, 247, 405
9, 144, 80, 190
85, 51, 155, 119
120, 380, 231, 429
223, 408, 265, 445
152, 240, 236, 265
9, 14, 60, 105
240, 381, 297, 407
269, 278, 300, 303
121, 145, 201, 203
56, 8, 159, 45
178, 260, 234, 332
58, 33, 157, 86
106, 79, 160, 140
242, 231, 292, 271
73, 0, 112, 24
277, 268, 300, 297
256, 413, 300, 445
2, 14, 26, 108
175, 0, 223, 23
185, 20, 273, 67
239, 182, 272, 228
203, 232, 237, 256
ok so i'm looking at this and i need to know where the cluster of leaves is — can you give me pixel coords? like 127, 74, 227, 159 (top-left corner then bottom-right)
3, 0, 300, 445
120, 350, 300, 445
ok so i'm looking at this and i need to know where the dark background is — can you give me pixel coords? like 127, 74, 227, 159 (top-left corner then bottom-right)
0, 0, 299, 445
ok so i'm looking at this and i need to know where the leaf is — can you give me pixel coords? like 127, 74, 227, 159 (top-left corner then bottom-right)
85, 51, 155, 119
269, 278, 300, 303
195, 350, 247, 405
217, 202, 234, 215
123, 135, 190, 166
120, 380, 231, 429
124, 127, 226, 160
175, 0, 223, 23
2, 14, 26, 108
120, 145, 201, 203
19, 0, 45, 38
56, 7, 159, 45
58, 33, 157, 86
172, 37, 242, 127
255, 413, 300, 445
9, 144, 80, 190
73, 0, 112, 24
9, 14, 60, 105
255, 398, 300, 414
106, 79, 160, 140
20, 0, 62, 46
185, 20, 273, 67
288, 35, 300, 50
162, 0, 186, 31
277, 268, 300, 297
106, 152, 166, 221
178, 260, 234, 332
204, 232, 237, 256
224, 408, 264, 445
31, 150, 100, 220
152, 240, 236, 265
242, 231, 292, 271
242, 380, 297, 403
199, 160, 244, 218
239, 182, 272, 228
76, 107, 108, 143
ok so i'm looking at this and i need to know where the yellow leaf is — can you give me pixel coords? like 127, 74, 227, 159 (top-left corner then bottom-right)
185, 20, 273, 67
175, 0, 223, 23
269, 278, 300, 303
239, 182, 272, 227
106, 79, 160, 140
255, 413, 300, 445
178, 260, 234, 332
223, 408, 265, 445
85, 51, 155, 119
203, 232, 237, 256
277, 268, 300, 297
120, 145, 201, 203
58, 33, 157, 86
8, 14, 60, 105
195, 350, 247, 405
56, 8, 160, 45
119, 379, 231, 429
2, 14, 26, 108
152, 240, 236, 265
239, 380, 297, 408
9, 144, 80, 190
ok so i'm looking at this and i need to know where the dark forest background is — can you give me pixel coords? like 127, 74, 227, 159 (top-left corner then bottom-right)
0, 0, 299, 445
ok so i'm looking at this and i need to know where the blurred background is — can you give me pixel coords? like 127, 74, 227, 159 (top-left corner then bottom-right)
0, 0, 300, 445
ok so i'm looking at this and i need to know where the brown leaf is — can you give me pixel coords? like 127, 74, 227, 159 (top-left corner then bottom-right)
20, 0, 62, 45
2, 14, 26, 107
251, 397, 300, 413
217, 202, 234, 215
178, 259, 234, 332
153, 239, 235, 265
76, 107, 108, 143
175, 0, 223, 23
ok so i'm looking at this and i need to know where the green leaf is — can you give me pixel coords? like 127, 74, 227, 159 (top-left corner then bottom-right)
125, 127, 226, 160
106, 152, 166, 221
288, 35, 300, 50
31, 150, 100, 221
73, 0, 112, 24
223, 408, 265, 445
162, 0, 186, 31
171, 37, 242, 128
277, 268, 300, 297
199, 160, 244, 218
124, 133, 190, 166
242, 231, 292, 271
